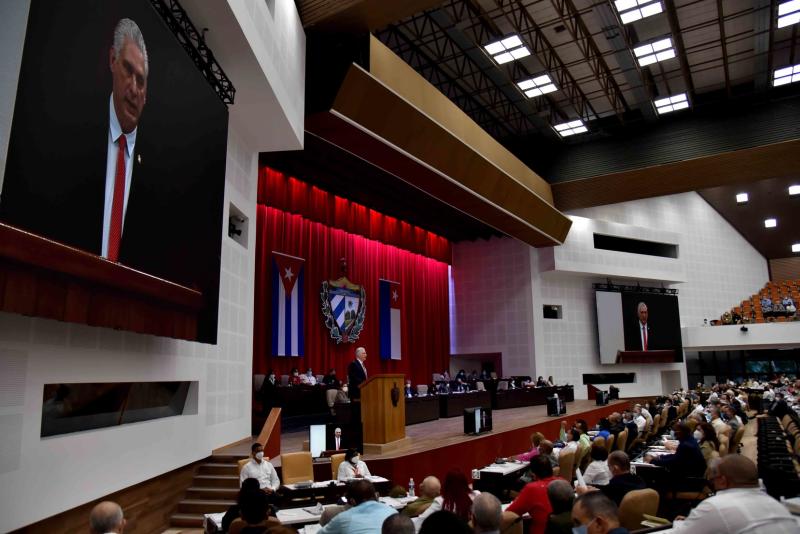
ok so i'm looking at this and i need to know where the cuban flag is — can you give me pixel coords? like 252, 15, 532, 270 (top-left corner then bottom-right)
271, 252, 304, 356
379, 279, 402, 360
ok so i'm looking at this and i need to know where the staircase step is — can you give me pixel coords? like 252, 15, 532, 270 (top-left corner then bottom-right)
170, 513, 205, 528
198, 462, 239, 476
194, 474, 240, 488
178, 498, 235, 514
211, 454, 247, 464
186, 486, 239, 500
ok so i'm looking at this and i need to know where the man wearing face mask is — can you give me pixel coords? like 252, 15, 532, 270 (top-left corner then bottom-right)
240, 443, 280, 493
668, 455, 797, 533
338, 448, 372, 481
571, 492, 629, 534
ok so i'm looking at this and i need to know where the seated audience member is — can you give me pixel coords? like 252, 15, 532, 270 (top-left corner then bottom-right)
507, 456, 559, 534
632, 408, 647, 433
685, 412, 704, 433
301, 368, 317, 385
322, 368, 341, 388
518, 432, 545, 461
402, 476, 440, 518
320, 479, 397, 534
539, 440, 559, 469
456, 369, 467, 382
635, 404, 652, 429
555, 429, 580, 458
404, 380, 414, 398
382, 514, 415, 534
668, 455, 798, 533
537, 376, 548, 387
663, 398, 678, 423
237, 483, 271, 528
761, 295, 773, 314
338, 448, 371, 481
288, 367, 303, 386
582, 446, 611, 486
709, 407, 731, 438
471, 492, 503, 534
222, 478, 262, 532
785, 296, 797, 315
559, 421, 591, 449
441, 370, 451, 382
694, 422, 719, 465
240, 443, 280, 493
647, 423, 707, 480
90, 501, 126, 534
413, 469, 478, 530
579, 451, 645, 506
417, 511, 472, 534
545, 479, 574, 534
621, 411, 638, 440
547, 376, 555, 386
571, 492, 629, 534
594, 419, 611, 441
608, 413, 625, 440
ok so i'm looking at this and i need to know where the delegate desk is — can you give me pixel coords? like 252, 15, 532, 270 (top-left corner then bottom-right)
493, 385, 574, 410
405, 394, 440, 425
439, 390, 491, 418
279, 476, 391, 507
473, 460, 529, 498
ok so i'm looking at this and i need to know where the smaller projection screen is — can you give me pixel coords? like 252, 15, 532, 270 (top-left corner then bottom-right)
596, 288, 683, 364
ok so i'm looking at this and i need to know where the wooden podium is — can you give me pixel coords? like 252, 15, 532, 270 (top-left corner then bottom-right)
360, 374, 408, 454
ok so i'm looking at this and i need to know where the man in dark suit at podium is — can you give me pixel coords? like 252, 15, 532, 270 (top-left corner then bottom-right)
327, 427, 348, 451
347, 346, 368, 400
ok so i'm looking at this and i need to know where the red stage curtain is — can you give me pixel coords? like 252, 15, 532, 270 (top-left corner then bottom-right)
254, 205, 451, 387
258, 167, 451, 263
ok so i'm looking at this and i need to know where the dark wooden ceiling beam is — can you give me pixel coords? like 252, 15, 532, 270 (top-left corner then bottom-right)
716, 0, 731, 97
552, 140, 800, 211
663, 0, 696, 99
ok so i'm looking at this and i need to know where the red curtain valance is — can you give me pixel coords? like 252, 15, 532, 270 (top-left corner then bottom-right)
258, 167, 451, 264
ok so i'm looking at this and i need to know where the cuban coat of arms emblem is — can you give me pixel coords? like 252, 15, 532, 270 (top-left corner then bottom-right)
320, 258, 366, 343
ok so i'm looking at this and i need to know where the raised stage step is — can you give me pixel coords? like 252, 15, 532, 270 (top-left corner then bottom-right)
192, 474, 240, 488
198, 462, 239, 476
186, 486, 239, 500
170, 513, 205, 528
178, 498, 235, 514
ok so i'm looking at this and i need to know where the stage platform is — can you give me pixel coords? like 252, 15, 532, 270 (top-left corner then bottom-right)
217, 399, 630, 485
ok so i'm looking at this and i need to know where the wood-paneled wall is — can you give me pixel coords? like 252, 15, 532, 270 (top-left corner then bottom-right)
11, 459, 204, 533
770, 257, 800, 282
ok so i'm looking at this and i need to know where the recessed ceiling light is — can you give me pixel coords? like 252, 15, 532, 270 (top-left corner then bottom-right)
789, 184, 800, 195
615, 0, 663, 25
773, 64, 800, 86
765, 218, 777, 228
484, 35, 531, 65
554, 119, 588, 137
654, 93, 689, 114
516, 74, 558, 98
793, 243, 800, 253
634, 37, 676, 67
736, 193, 749, 203
779, 0, 800, 28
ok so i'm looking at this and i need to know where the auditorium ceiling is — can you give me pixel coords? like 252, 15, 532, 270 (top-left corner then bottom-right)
294, 0, 800, 256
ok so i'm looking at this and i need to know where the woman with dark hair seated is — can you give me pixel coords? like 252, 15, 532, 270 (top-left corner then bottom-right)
582, 445, 611, 486
221, 477, 271, 533
418, 510, 472, 534
694, 421, 720, 464
412, 469, 478, 528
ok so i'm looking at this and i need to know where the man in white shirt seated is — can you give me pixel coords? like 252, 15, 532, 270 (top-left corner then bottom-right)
301, 368, 317, 385
240, 442, 280, 493
338, 448, 372, 481
635, 404, 653, 429
669, 455, 798, 533
90, 501, 126, 534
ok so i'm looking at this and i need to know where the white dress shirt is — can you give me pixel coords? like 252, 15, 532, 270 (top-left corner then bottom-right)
582, 460, 611, 486
634, 414, 647, 432
240, 458, 280, 491
301, 373, 317, 385
337, 459, 371, 481
102, 95, 137, 259
668, 487, 799, 533
639, 321, 648, 350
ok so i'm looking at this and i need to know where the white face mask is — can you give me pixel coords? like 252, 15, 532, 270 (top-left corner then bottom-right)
351, 456, 360, 465
255, 451, 264, 460
693, 430, 703, 441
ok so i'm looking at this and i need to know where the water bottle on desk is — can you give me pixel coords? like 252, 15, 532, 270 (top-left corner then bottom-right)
408, 477, 415, 497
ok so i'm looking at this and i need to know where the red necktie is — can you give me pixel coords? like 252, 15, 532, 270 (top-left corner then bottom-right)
643, 325, 648, 351
108, 134, 127, 262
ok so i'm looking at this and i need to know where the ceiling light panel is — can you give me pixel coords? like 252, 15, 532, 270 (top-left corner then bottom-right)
615, 0, 663, 24
516, 74, 558, 98
654, 93, 689, 114
484, 35, 531, 65
793, 243, 800, 253
735, 193, 748, 204
764, 218, 777, 228
773, 64, 800, 86
634, 37, 676, 67
789, 185, 800, 195
779, 0, 800, 28
554, 119, 588, 137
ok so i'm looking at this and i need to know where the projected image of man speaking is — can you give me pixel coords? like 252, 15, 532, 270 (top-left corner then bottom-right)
104, 19, 148, 262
